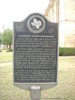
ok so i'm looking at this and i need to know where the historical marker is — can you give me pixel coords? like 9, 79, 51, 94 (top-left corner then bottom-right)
13, 13, 58, 91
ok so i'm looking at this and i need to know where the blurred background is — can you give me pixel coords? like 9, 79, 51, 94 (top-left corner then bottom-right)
0, 0, 75, 100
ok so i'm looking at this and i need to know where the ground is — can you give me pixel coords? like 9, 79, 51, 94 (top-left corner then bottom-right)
0, 51, 75, 100
0, 51, 12, 63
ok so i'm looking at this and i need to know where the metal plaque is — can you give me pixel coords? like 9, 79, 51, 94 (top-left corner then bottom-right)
13, 13, 58, 90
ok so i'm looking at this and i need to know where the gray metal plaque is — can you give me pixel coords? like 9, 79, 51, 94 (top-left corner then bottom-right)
13, 13, 58, 87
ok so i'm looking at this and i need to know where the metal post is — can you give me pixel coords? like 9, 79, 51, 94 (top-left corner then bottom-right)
30, 86, 41, 100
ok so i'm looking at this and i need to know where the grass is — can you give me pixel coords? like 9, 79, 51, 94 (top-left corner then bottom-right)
0, 51, 12, 63
41, 57, 75, 100
0, 52, 75, 100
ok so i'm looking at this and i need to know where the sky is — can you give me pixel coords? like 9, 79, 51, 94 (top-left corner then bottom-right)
0, 0, 49, 32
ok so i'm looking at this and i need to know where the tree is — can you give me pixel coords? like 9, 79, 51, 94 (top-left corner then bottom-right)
3, 29, 13, 50
0, 32, 2, 45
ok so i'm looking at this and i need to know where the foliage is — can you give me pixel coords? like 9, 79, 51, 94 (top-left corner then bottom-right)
59, 48, 75, 56
0, 32, 2, 45
3, 29, 13, 50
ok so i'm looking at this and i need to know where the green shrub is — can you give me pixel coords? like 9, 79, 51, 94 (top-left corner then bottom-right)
59, 48, 75, 56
